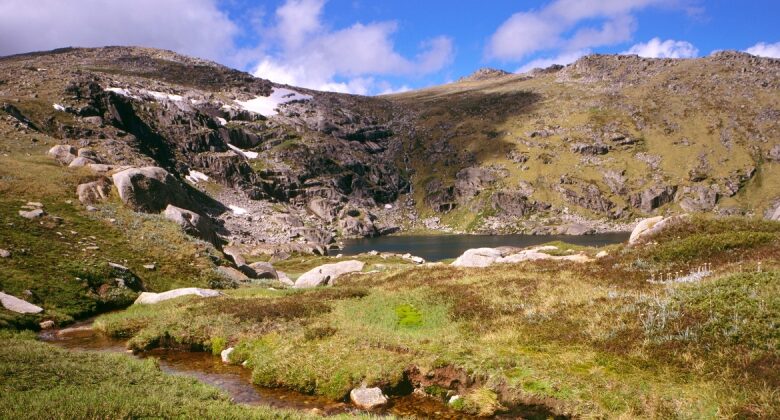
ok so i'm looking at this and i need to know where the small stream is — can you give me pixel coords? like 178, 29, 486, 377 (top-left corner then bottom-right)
40, 321, 472, 419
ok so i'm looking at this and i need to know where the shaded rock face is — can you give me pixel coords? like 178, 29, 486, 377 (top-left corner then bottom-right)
630, 185, 678, 213
556, 178, 619, 218
677, 185, 719, 212
490, 191, 547, 217
454, 167, 503, 202
163, 205, 218, 244
112, 167, 191, 213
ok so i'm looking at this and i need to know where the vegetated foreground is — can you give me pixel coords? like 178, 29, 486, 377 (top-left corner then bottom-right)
2, 217, 776, 418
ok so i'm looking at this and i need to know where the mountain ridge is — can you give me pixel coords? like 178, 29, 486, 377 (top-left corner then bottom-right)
1, 46, 778, 254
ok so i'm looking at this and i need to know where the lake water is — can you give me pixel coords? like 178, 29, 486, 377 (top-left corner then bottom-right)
342, 232, 630, 261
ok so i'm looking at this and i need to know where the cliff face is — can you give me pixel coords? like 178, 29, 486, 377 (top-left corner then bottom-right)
1, 47, 778, 248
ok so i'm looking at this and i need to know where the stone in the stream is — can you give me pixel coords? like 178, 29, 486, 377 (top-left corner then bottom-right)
349, 386, 388, 410
221, 347, 234, 363
0, 291, 44, 314
134, 288, 222, 304
294, 260, 365, 288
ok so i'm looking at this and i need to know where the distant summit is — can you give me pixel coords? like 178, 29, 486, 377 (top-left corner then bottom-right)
458, 67, 511, 82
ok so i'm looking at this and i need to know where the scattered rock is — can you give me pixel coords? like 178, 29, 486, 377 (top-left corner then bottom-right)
277, 271, 294, 286
349, 386, 388, 410
595, 250, 609, 258
765, 200, 780, 221
143, 263, 156, 270
0, 291, 43, 314
0, 249, 10, 258
39, 320, 55, 329
134, 288, 222, 304
294, 260, 365, 288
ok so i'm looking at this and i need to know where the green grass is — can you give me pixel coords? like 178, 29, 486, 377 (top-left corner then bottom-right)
0, 331, 353, 420
92, 217, 780, 418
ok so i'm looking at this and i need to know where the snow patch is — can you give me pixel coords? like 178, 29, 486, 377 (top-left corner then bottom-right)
228, 205, 248, 216
235, 88, 312, 116
185, 170, 209, 184
143, 90, 184, 102
227, 143, 259, 159
52, 103, 66, 112
105, 87, 139, 99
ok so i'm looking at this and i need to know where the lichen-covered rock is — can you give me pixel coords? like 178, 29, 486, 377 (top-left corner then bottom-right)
451, 248, 504, 267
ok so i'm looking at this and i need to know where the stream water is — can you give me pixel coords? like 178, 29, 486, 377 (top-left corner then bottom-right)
40, 322, 474, 419
341, 232, 630, 261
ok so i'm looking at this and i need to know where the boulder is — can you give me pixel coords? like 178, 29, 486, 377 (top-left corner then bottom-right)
247, 261, 278, 279
277, 271, 294, 286
216, 266, 250, 283
349, 386, 388, 410
111, 166, 190, 213
630, 185, 678, 213
678, 185, 719, 212
47, 144, 77, 165
134, 288, 221, 305
223, 246, 246, 266
77, 148, 99, 160
77, 178, 112, 204
294, 260, 365, 288
765, 200, 780, 221
628, 215, 686, 245
628, 216, 664, 244
451, 248, 504, 268
68, 156, 96, 168
220, 347, 234, 363
18, 208, 45, 219
163, 205, 217, 243
0, 249, 10, 258
0, 291, 43, 314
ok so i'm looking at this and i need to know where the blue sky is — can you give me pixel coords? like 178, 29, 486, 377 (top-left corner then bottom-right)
1, 0, 779, 94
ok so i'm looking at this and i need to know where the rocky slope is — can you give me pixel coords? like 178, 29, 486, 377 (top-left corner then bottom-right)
1, 47, 778, 255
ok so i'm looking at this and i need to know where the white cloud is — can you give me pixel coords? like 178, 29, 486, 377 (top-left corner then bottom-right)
252, 0, 453, 94
487, 0, 673, 61
623, 37, 698, 58
516, 49, 590, 73
0, 0, 239, 62
745, 41, 780, 58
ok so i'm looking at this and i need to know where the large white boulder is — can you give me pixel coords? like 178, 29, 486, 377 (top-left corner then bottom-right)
294, 260, 365, 288
47, 144, 76, 165
628, 215, 686, 245
349, 386, 388, 410
0, 292, 43, 314
134, 288, 222, 305
451, 248, 504, 267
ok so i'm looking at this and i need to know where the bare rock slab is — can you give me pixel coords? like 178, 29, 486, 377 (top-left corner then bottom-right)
134, 288, 222, 305
294, 260, 365, 288
0, 292, 43, 314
